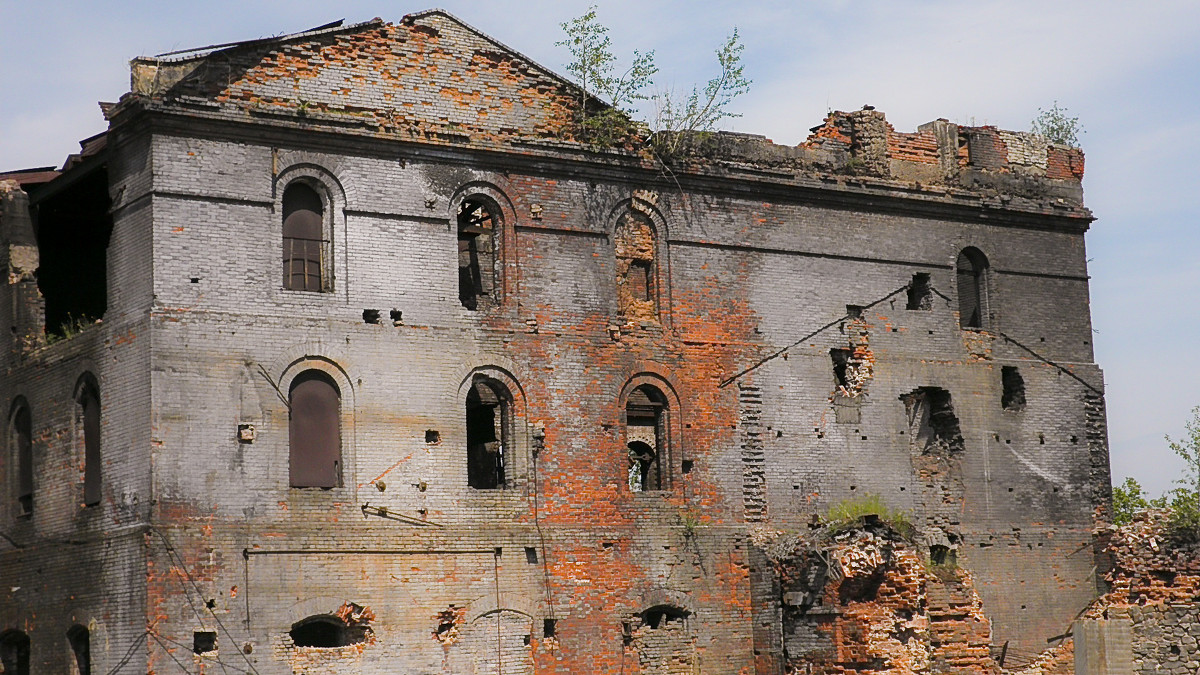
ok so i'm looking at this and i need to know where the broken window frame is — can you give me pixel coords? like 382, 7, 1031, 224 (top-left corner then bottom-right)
289, 615, 370, 648
906, 272, 933, 311
288, 370, 342, 489
956, 247, 990, 330
280, 179, 333, 293
74, 373, 102, 508
622, 377, 681, 492
9, 397, 33, 518
456, 195, 503, 311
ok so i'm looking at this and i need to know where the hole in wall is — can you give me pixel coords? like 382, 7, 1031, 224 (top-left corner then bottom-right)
1001, 366, 1026, 411
193, 631, 217, 654
906, 273, 932, 310
524, 547, 538, 564
425, 429, 440, 443
543, 619, 557, 638
362, 309, 381, 324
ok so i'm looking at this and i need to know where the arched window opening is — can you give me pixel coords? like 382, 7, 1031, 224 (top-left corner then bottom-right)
76, 375, 101, 507
466, 378, 511, 489
289, 615, 369, 648
626, 385, 667, 491
641, 605, 689, 630
288, 371, 341, 488
614, 212, 658, 321
956, 248, 989, 330
282, 183, 327, 292
457, 198, 498, 311
67, 624, 90, 675
11, 400, 33, 517
0, 630, 30, 675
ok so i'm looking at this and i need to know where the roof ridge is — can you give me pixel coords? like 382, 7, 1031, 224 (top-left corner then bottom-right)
141, 17, 384, 63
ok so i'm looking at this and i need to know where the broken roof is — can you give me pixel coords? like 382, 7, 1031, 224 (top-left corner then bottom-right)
123, 9, 588, 149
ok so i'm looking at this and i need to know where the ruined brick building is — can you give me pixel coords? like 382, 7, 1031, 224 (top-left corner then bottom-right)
0, 11, 1109, 674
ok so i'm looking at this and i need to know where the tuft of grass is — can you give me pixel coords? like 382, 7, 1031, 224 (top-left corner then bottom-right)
44, 315, 99, 345
825, 493, 915, 540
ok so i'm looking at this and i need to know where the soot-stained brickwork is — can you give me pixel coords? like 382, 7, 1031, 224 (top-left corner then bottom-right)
0, 9, 1108, 674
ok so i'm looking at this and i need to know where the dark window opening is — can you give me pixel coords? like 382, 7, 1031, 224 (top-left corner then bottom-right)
67, 625, 90, 675
1001, 366, 1026, 411
12, 401, 33, 516
192, 631, 216, 654
845, 304, 864, 320
282, 182, 327, 292
77, 375, 101, 507
830, 348, 851, 390
0, 630, 30, 675
466, 378, 511, 489
626, 385, 668, 491
906, 273, 932, 310
457, 198, 498, 311
900, 387, 964, 454
362, 309, 381, 324
641, 606, 688, 630
543, 619, 557, 638
289, 616, 369, 648
929, 545, 957, 566
289, 371, 341, 488
32, 165, 112, 337
956, 248, 989, 329
524, 547, 538, 564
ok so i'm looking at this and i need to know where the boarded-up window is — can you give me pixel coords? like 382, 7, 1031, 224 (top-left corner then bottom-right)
627, 385, 668, 491
289, 372, 341, 488
11, 400, 33, 516
282, 183, 327, 292
77, 376, 101, 507
457, 198, 498, 311
615, 213, 658, 321
467, 378, 510, 489
0, 630, 30, 675
956, 248, 988, 329
67, 625, 90, 675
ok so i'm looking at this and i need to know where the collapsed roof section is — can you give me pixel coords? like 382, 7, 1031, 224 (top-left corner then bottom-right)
102, 9, 1086, 218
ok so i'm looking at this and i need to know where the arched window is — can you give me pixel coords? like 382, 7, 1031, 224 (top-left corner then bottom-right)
457, 197, 499, 311
956, 247, 989, 330
626, 385, 668, 491
290, 615, 369, 648
75, 374, 101, 507
289, 372, 341, 488
282, 183, 328, 292
466, 378, 512, 489
614, 212, 658, 321
10, 399, 33, 517
0, 630, 30, 675
66, 625, 90, 675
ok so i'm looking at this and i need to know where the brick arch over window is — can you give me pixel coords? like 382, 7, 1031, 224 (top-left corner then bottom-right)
619, 373, 684, 491
288, 370, 341, 488
610, 197, 670, 325
458, 365, 529, 491
74, 372, 101, 507
449, 184, 515, 311
956, 247, 990, 330
275, 165, 345, 294
8, 396, 33, 517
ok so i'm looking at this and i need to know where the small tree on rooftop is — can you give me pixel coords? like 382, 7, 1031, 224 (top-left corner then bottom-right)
557, 6, 750, 155
556, 5, 657, 147
1031, 101, 1084, 147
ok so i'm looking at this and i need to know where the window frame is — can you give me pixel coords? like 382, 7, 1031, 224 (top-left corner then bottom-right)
73, 373, 101, 508
956, 247, 990, 330
8, 397, 33, 518
619, 374, 684, 493
287, 370, 343, 489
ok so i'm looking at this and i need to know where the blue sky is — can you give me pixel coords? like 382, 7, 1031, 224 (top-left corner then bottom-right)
3, 0, 1198, 496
